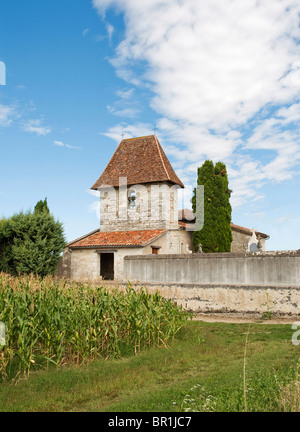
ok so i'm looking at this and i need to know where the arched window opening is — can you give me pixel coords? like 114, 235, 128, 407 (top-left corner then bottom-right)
128, 190, 136, 209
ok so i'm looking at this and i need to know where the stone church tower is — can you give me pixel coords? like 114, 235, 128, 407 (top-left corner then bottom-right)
64, 135, 193, 281
90, 135, 184, 232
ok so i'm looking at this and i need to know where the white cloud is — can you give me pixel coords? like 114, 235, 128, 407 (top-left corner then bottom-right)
88, 200, 100, 221
53, 140, 80, 149
87, 189, 100, 198
94, 0, 300, 126
82, 28, 90, 37
0, 104, 15, 127
92, 0, 120, 17
93, 0, 300, 209
87, 189, 100, 220
60, 127, 71, 133
276, 214, 294, 224
94, 34, 106, 43
23, 119, 51, 136
100, 122, 155, 142
115, 88, 134, 100
107, 105, 140, 118
106, 23, 114, 43
107, 87, 140, 119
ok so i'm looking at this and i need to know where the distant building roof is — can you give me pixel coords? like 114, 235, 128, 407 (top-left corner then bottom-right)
68, 229, 167, 249
178, 209, 269, 239
178, 208, 195, 221
230, 223, 269, 239
91, 135, 184, 190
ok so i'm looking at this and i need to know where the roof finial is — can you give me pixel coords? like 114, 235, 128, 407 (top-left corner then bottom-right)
153, 124, 157, 136
121, 131, 125, 140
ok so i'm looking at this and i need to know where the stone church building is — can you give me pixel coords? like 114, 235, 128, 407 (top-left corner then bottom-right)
60, 135, 269, 282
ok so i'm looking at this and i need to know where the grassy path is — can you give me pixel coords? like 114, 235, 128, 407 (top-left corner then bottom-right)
0, 321, 299, 412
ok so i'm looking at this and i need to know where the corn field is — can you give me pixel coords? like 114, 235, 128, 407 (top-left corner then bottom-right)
0, 273, 192, 380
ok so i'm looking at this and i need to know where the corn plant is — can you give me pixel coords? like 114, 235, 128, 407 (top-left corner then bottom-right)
0, 273, 192, 379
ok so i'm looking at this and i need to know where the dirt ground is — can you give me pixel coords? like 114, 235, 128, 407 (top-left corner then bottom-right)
193, 313, 299, 325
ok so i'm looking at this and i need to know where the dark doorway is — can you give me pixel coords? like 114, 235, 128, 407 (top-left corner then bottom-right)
100, 253, 114, 280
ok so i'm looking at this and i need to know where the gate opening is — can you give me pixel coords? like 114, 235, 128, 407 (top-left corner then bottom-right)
100, 253, 114, 280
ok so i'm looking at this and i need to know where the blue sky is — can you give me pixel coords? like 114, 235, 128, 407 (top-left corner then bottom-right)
1, 0, 300, 251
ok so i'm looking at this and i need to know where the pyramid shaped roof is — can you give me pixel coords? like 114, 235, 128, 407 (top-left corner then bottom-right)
91, 135, 184, 190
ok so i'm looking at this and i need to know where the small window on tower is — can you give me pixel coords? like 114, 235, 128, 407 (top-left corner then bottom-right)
128, 190, 136, 208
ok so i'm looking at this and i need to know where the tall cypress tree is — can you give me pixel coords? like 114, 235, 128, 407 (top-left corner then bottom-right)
192, 160, 232, 253
192, 160, 216, 252
213, 162, 233, 252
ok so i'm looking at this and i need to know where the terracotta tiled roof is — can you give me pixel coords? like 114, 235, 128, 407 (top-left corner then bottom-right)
178, 220, 195, 230
66, 229, 100, 248
230, 223, 269, 239
68, 229, 167, 249
91, 135, 184, 190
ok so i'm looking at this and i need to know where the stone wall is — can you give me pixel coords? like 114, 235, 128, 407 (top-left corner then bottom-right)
116, 281, 300, 318
123, 251, 300, 317
231, 229, 266, 252
70, 248, 100, 282
167, 229, 194, 254
231, 230, 250, 252
66, 247, 142, 282
56, 249, 72, 279
57, 249, 300, 317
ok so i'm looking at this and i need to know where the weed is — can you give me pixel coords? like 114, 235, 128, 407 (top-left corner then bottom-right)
261, 292, 276, 320
178, 384, 217, 412
278, 362, 300, 412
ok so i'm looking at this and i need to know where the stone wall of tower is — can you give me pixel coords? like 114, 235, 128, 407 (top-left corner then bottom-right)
99, 181, 180, 232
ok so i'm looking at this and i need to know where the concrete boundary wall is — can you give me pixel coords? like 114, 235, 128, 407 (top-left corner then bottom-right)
123, 252, 300, 317
124, 251, 300, 286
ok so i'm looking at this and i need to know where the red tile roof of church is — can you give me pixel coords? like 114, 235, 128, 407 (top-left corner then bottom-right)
230, 223, 269, 239
91, 135, 184, 190
68, 229, 167, 249
178, 210, 269, 238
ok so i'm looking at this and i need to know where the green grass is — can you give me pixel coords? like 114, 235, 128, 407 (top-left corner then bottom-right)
0, 321, 299, 412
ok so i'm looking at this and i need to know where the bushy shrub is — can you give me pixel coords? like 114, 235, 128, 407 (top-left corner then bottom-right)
0, 199, 66, 276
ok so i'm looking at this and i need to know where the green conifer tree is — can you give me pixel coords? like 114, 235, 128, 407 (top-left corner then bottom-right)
34, 197, 50, 214
192, 160, 232, 253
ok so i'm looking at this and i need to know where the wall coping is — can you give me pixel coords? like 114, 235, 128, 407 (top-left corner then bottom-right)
118, 281, 300, 290
124, 250, 300, 260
